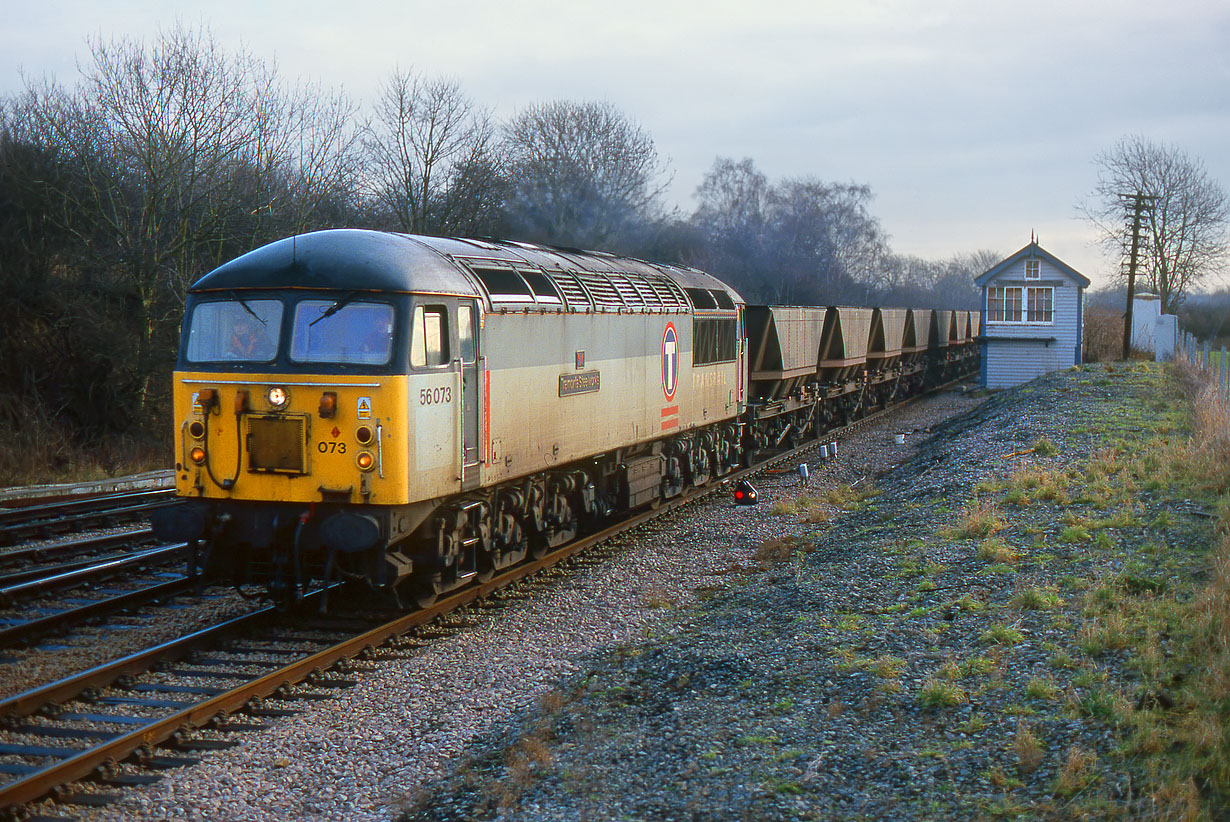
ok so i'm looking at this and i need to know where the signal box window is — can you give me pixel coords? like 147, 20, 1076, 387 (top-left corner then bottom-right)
1025, 259, 1041, 280
988, 286, 1053, 324
411, 305, 450, 368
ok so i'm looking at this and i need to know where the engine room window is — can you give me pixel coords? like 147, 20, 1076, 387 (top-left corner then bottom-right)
289, 300, 394, 365
686, 288, 717, 310
711, 290, 736, 310
694, 318, 737, 365
185, 299, 283, 363
411, 305, 450, 368
520, 270, 562, 304
472, 267, 533, 301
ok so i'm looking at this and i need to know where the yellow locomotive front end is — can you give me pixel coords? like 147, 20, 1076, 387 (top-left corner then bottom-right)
172, 372, 409, 507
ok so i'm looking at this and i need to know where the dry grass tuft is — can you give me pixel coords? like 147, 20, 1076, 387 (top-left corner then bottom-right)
1082, 308, 1122, 363
945, 495, 1005, 540
1013, 720, 1044, 774
977, 538, 1019, 565
753, 536, 801, 566
1053, 745, 1099, 797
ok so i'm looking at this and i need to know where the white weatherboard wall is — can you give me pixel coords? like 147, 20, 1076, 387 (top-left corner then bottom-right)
976, 242, 1089, 390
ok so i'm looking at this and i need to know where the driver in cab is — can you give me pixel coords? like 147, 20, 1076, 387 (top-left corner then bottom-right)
227, 317, 270, 359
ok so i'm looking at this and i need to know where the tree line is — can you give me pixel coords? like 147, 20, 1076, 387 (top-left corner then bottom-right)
0, 26, 988, 459
2, 25, 1224, 471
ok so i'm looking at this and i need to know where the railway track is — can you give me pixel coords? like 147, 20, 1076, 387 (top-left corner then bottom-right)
0, 382, 973, 817
0, 491, 175, 547
0, 536, 199, 650
0, 489, 201, 653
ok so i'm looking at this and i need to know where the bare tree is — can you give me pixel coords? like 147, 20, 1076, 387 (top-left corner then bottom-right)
502, 100, 670, 248
364, 70, 502, 236
1084, 135, 1229, 313
693, 157, 768, 238
21, 24, 362, 411
689, 157, 890, 305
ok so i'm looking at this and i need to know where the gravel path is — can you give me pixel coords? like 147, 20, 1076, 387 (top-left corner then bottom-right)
72, 387, 981, 822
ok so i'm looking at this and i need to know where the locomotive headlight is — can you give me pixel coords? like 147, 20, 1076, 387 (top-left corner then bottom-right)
355, 451, 375, 472
267, 386, 290, 410
189, 445, 207, 465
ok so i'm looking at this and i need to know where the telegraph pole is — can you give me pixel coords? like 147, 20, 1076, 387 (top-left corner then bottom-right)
1120, 192, 1154, 360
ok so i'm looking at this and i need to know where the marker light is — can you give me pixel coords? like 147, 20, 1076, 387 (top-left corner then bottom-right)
356, 451, 375, 472
319, 392, 337, 419
189, 446, 207, 465
355, 426, 373, 445
733, 479, 759, 505
267, 386, 290, 410
188, 421, 205, 439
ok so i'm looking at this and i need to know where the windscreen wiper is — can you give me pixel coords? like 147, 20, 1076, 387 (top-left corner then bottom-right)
310, 291, 358, 327
228, 291, 267, 325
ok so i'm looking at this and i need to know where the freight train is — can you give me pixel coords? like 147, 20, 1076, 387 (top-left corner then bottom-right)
152, 229, 980, 606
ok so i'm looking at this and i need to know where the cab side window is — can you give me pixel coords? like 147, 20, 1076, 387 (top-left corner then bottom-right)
458, 305, 476, 364
410, 305, 450, 368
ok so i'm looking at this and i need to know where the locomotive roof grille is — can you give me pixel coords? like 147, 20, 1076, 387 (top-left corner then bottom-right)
645, 277, 689, 309
608, 274, 645, 305
547, 272, 591, 309
577, 272, 625, 309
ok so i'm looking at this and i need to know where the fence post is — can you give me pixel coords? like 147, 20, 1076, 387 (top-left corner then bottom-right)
1223, 346, 1228, 393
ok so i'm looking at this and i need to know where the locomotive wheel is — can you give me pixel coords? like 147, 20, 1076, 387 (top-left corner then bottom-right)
528, 534, 549, 560
475, 550, 496, 583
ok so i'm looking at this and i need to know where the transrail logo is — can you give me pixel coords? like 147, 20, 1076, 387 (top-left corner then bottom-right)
661, 322, 678, 401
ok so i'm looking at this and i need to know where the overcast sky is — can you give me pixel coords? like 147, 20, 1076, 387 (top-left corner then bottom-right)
5, 0, 1228, 288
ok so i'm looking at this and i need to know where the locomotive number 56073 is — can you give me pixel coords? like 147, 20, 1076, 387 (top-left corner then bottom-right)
419, 386, 453, 405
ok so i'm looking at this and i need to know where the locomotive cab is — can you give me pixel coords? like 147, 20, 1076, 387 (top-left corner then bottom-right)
154, 231, 486, 605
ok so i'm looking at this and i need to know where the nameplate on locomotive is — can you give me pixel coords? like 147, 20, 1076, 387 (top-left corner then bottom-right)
559, 371, 601, 397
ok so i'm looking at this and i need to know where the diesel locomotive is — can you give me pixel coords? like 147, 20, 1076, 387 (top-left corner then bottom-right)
152, 229, 979, 606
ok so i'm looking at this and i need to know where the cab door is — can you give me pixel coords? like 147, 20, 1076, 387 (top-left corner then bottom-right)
458, 301, 482, 490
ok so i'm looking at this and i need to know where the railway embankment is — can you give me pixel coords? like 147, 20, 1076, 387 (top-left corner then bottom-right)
79, 362, 1227, 822
404, 362, 1227, 821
